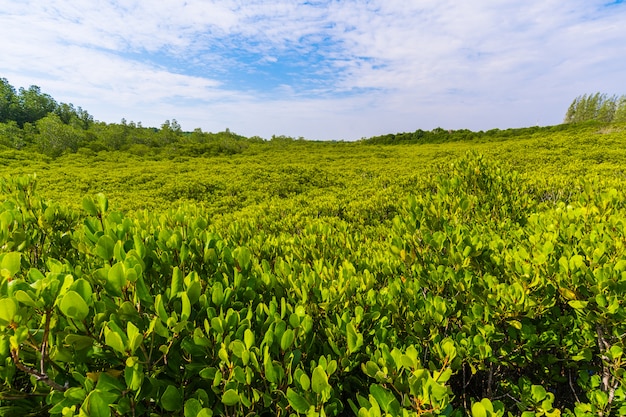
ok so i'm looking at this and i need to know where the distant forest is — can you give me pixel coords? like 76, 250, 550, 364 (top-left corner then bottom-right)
1, 77, 623, 157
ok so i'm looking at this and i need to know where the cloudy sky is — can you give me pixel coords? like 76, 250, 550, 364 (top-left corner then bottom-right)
1, 1, 624, 140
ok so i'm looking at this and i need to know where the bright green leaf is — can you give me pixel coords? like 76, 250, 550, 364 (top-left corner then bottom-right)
1, 252, 21, 277
60, 290, 89, 321
471, 401, 487, 417
287, 388, 310, 414
568, 300, 588, 310
0, 298, 18, 326
311, 365, 329, 395
280, 328, 295, 351
221, 389, 240, 406
105, 328, 126, 354
82, 196, 98, 216
106, 262, 127, 296
96, 235, 115, 261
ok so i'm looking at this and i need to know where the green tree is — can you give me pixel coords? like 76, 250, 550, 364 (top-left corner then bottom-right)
35, 113, 83, 157
156, 119, 182, 146
614, 95, 626, 123
564, 93, 621, 123
13, 85, 57, 127
0, 121, 24, 149
597, 94, 617, 122
0, 78, 17, 123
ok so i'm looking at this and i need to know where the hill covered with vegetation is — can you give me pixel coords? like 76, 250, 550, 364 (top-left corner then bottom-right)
2, 78, 626, 416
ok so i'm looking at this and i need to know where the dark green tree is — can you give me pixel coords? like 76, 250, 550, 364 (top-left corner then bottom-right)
0, 78, 17, 123
13, 85, 58, 127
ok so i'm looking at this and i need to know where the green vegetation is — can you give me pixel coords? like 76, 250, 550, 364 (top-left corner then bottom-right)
2, 79, 626, 416
564, 93, 626, 124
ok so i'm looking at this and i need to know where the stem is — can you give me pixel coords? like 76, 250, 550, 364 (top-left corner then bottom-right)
569, 368, 580, 404
11, 349, 67, 392
40, 310, 52, 375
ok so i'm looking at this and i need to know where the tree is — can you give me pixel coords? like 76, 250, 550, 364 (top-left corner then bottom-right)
0, 78, 17, 123
564, 93, 621, 123
597, 95, 618, 122
35, 113, 83, 157
13, 86, 58, 127
0, 121, 24, 149
613, 95, 626, 123
156, 119, 182, 146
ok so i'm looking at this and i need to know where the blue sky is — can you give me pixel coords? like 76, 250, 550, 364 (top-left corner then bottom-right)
1, 0, 625, 140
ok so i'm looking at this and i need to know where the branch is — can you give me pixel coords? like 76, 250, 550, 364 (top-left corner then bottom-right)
10, 349, 68, 392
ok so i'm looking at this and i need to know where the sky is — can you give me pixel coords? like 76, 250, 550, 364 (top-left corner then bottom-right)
1, 1, 625, 140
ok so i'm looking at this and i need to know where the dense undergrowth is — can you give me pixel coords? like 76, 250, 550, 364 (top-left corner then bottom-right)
1, 123, 626, 416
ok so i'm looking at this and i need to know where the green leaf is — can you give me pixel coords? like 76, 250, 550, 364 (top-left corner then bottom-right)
106, 262, 127, 296
311, 365, 329, 395
531, 385, 547, 402
64, 387, 87, 402
14, 290, 39, 307
508, 319, 522, 330
280, 328, 295, 351
186, 280, 202, 304
127, 322, 143, 354
161, 385, 183, 412
0, 298, 18, 326
369, 384, 398, 414
235, 247, 252, 271
71, 279, 93, 304
135, 275, 153, 304
347, 322, 363, 354
105, 328, 126, 354
609, 345, 623, 360
155, 294, 168, 323
96, 193, 109, 214
82, 196, 98, 216
65, 334, 94, 350
289, 312, 300, 328
124, 363, 143, 391
96, 235, 115, 261
86, 390, 114, 417
297, 371, 311, 391
568, 300, 588, 310
244, 328, 255, 349
1, 252, 21, 277
361, 361, 380, 378
471, 401, 487, 417
184, 399, 202, 417
212, 282, 224, 306
180, 292, 191, 321
59, 290, 90, 321
287, 388, 310, 414
171, 267, 182, 296
221, 389, 240, 406
264, 355, 277, 384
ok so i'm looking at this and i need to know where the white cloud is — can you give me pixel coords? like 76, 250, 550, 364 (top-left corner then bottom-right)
0, 0, 625, 139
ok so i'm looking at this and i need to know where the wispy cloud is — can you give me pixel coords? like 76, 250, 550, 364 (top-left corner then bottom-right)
1, 0, 624, 139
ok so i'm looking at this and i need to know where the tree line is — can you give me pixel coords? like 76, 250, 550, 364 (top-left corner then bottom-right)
4, 78, 625, 157
0, 78, 260, 158
564, 92, 626, 124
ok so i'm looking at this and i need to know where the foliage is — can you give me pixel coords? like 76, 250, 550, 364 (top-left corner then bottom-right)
0, 78, 252, 158
3, 77, 626, 415
3, 139, 626, 415
564, 93, 626, 124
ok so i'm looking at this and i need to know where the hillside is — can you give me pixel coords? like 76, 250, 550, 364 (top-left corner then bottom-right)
3, 79, 626, 416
